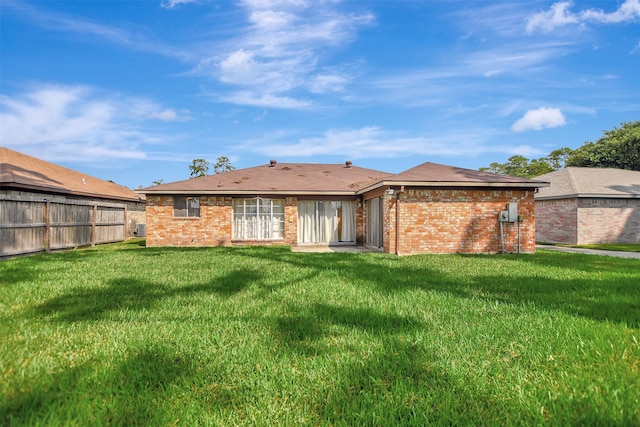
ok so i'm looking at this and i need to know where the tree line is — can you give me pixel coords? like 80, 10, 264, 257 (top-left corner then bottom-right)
150, 156, 235, 186
480, 121, 639, 178
188, 156, 235, 178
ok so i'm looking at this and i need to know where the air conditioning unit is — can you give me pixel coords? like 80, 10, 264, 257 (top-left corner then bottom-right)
135, 224, 146, 237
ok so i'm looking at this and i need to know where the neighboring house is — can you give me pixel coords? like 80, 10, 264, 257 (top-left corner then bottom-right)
139, 160, 547, 255
535, 167, 640, 244
0, 147, 146, 257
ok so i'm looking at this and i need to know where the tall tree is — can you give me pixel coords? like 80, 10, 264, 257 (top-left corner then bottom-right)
480, 121, 640, 177
479, 155, 555, 178
213, 156, 235, 174
566, 121, 640, 171
189, 158, 209, 178
544, 147, 574, 170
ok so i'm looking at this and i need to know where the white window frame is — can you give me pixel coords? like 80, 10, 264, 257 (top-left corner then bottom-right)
233, 198, 285, 240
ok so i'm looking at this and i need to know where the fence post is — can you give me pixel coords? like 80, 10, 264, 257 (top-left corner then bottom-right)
44, 200, 51, 253
91, 204, 97, 247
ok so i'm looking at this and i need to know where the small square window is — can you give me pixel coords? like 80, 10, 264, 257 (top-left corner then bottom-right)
174, 197, 200, 218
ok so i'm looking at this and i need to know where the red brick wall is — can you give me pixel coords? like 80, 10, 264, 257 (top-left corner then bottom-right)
535, 198, 640, 244
387, 188, 536, 255
284, 197, 298, 245
147, 195, 365, 248
535, 199, 578, 244
577, 198, 640, 244
146, 195, 233, 247
146, 190, 538, 254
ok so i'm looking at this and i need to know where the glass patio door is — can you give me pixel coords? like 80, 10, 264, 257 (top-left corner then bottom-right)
297, 201, 355, 244
366, 198, 383, 248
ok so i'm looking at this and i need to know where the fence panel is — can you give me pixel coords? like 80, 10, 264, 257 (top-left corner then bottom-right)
0, 195, 128, 257
49, 202, 92, 250
95, 206, 125, 244
0, 199, 47, 256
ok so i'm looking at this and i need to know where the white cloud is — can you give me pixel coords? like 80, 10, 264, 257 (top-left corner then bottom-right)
463, 41, 570, 76
5, 0, 190, 60
148, 109, 191, 121
161, 0, 199, 9
219, 49, 259, 85
365, 40, 571, 109
0, 84, 187, 162
245, 126, 542, 159
309, 73, 349, 93
526, 2, 579, 33
220, 91, 312, 109
580, 0, 640, 23
511, 107, 566, 132
527, 0, 640, 33
248, 9, 296, 29
196, 0, 374, 109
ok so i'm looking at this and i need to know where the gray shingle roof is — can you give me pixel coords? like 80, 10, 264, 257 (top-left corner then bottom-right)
535, 167, 640, 200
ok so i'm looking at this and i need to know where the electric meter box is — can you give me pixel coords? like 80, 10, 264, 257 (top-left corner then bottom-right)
506, 202, 518, 222
499, 203, 518, 223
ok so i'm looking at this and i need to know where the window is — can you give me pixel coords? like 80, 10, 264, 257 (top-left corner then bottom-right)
233, 198, 284, 240
297, 201, 355, 244
174, 197, 200, 218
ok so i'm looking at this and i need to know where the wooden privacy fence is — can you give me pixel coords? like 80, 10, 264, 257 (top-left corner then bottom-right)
0, 195, 127, 258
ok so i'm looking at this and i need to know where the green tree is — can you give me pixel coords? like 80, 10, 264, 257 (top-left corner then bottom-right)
527, 158, 556, 177
566, 121, 640, 171
189, 158, 209, 178
213, 156, 235, 174
152, 179, 165, 186
480, 155, 554, 178
544, 147, 574, 170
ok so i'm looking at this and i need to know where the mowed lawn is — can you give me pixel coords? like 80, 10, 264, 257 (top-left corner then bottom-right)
1, 241, 639, 426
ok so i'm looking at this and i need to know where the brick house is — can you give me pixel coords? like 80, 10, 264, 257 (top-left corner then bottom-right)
535, 167, 640, 244
139, 160, 548, 255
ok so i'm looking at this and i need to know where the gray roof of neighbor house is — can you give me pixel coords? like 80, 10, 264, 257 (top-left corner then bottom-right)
138, 160, 548, 196
0, 147, 143, 202
535, 167, 640, 200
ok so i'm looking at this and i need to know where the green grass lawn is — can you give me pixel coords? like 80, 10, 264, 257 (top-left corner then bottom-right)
558, 243, 640, 253
1, 240, 639, 426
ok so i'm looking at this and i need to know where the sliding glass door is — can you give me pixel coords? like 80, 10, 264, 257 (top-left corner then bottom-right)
366, 198, 383, 249
297, 201, 355, 244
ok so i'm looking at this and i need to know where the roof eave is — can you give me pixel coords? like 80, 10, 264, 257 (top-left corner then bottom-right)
137, 189, 359, 196
357, 180, 549, 195
536, 193, 640, 200
4, 182, 143, 203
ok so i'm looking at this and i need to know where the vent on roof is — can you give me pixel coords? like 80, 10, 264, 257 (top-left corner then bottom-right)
345, 160, 352, 168
269, 159, 277, 167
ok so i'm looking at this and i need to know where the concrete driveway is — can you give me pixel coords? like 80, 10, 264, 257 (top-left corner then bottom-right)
536, 245, 640, 259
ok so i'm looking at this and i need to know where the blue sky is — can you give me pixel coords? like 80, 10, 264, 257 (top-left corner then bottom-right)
1, 0, 639, 189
